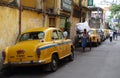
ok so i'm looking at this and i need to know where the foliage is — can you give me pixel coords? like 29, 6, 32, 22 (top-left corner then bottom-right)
65, 21, 71, 30
109, 4, 120, 29
110, 4, 120, 20
110, 4, 120, 15
116, 23, 120, 28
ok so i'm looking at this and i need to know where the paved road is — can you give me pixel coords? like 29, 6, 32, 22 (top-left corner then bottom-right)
1, 37, 120, 78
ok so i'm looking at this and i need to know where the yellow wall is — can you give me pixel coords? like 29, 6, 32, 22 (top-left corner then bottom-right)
56, 17, 60, 28
82, 0, 88, 7
0, 6, 19, 52
73, 0, 80, 6
1, 0, 36, 8
46, 0, 55, 8
21, 10, 43, 32
70, 17, 80, 41
0, 6, 43, 52
22, 0, 36, 8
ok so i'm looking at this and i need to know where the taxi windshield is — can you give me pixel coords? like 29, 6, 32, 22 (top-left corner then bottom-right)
88, 30, 94, 35
18, 32, 44, 42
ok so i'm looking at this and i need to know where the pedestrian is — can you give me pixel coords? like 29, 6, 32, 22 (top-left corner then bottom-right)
113, 30, 116, 40
115, 30, 118, 40
81, 29, 88, 51
109, 30, 113, 42
63, 29, 68, 38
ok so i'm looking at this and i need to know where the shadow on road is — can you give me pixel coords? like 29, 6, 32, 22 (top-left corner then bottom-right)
0, 59, 72, 78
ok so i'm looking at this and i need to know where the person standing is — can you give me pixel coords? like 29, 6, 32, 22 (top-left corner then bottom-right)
81, 29, 88, 51
63, 29, 68, 38
109, 30, 113, 42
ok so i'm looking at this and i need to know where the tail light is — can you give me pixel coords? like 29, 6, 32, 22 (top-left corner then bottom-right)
36, 49, 40, 58
2, 51, 6, 61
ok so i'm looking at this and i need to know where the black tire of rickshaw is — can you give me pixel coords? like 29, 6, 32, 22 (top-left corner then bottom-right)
74, 36, 79, 48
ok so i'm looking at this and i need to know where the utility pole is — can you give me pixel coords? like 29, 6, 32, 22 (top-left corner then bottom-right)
19, 0, 22, 35
79, 0, 83, 22
42, 0, 45, 27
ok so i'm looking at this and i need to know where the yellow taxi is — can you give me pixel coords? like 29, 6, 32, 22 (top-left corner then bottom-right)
88, 28, 102, 46
102, 29, 110, 39
2, 27, 74, 72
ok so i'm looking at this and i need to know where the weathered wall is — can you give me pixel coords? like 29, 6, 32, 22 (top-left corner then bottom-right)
82, 0, 88, 7
56, 17, 60, 28
22, 0, 36, 8
46, 0, 55, 8
0, 6, 43, 52
70, 17, 79, 41
21, 10, 43, 32
0, 6, 19, 52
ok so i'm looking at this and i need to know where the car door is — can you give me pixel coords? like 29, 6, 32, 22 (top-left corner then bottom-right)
57, 30, 69, 56
52, 30, 63, 58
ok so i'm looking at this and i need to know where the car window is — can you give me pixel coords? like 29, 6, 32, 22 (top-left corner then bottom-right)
88, 30, 94, 35
52, 30, 59, 40
38, 32, 44, 39
58, 30, 64, 39
96, 30, 100, 34
19, 32, 44, 42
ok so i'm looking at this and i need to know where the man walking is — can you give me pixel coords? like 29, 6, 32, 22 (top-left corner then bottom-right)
109, 30, 113, 42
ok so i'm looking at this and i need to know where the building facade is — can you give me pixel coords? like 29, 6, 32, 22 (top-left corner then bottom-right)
88, 7, 103, 28
81, 0, 89, 22
70, 0, 89, 41
0, 0, 88, 52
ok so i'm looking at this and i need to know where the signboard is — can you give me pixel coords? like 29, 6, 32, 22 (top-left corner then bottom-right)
88, 0, 93, 6
113, 19, 119, 22
61, 0, 72, 12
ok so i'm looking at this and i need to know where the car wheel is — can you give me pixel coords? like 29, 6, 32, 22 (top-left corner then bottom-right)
95, 40, 99, 47
49, 55, 58, 72
68, 48, 74, 61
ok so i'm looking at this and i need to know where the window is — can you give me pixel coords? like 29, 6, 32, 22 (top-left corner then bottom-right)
58, 30, 64, 39
88, 30, 94, 35
52, 30, 59, 40
49, 17, 56, 27
19, 32, 44, 42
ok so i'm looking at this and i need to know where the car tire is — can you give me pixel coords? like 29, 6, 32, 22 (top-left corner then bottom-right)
49, 55, 58, 72
68, 48, 74, 61
95, 40, 99, 47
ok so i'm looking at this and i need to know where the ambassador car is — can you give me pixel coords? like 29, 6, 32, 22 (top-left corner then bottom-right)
88, 28, 102, 46
1, 27, 74, 72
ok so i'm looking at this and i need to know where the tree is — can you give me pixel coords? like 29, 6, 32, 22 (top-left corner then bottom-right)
110, 4, 120, 15
110, 4, 120, 28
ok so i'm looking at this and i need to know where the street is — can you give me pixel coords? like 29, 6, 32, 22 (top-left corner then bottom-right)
1, 37, 120, 78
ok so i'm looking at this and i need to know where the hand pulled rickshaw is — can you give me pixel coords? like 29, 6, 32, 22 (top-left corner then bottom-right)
74, 22, 92, 52
74, 31, 92, 51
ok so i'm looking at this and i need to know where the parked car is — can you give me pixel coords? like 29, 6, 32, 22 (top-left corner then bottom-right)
1, 27, 74, 73
88, 28, 102, 46
97, 29, 106, 41
102, 29, 110, 39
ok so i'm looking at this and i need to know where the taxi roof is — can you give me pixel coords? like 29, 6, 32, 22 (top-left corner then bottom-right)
22, 27, 58, 34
